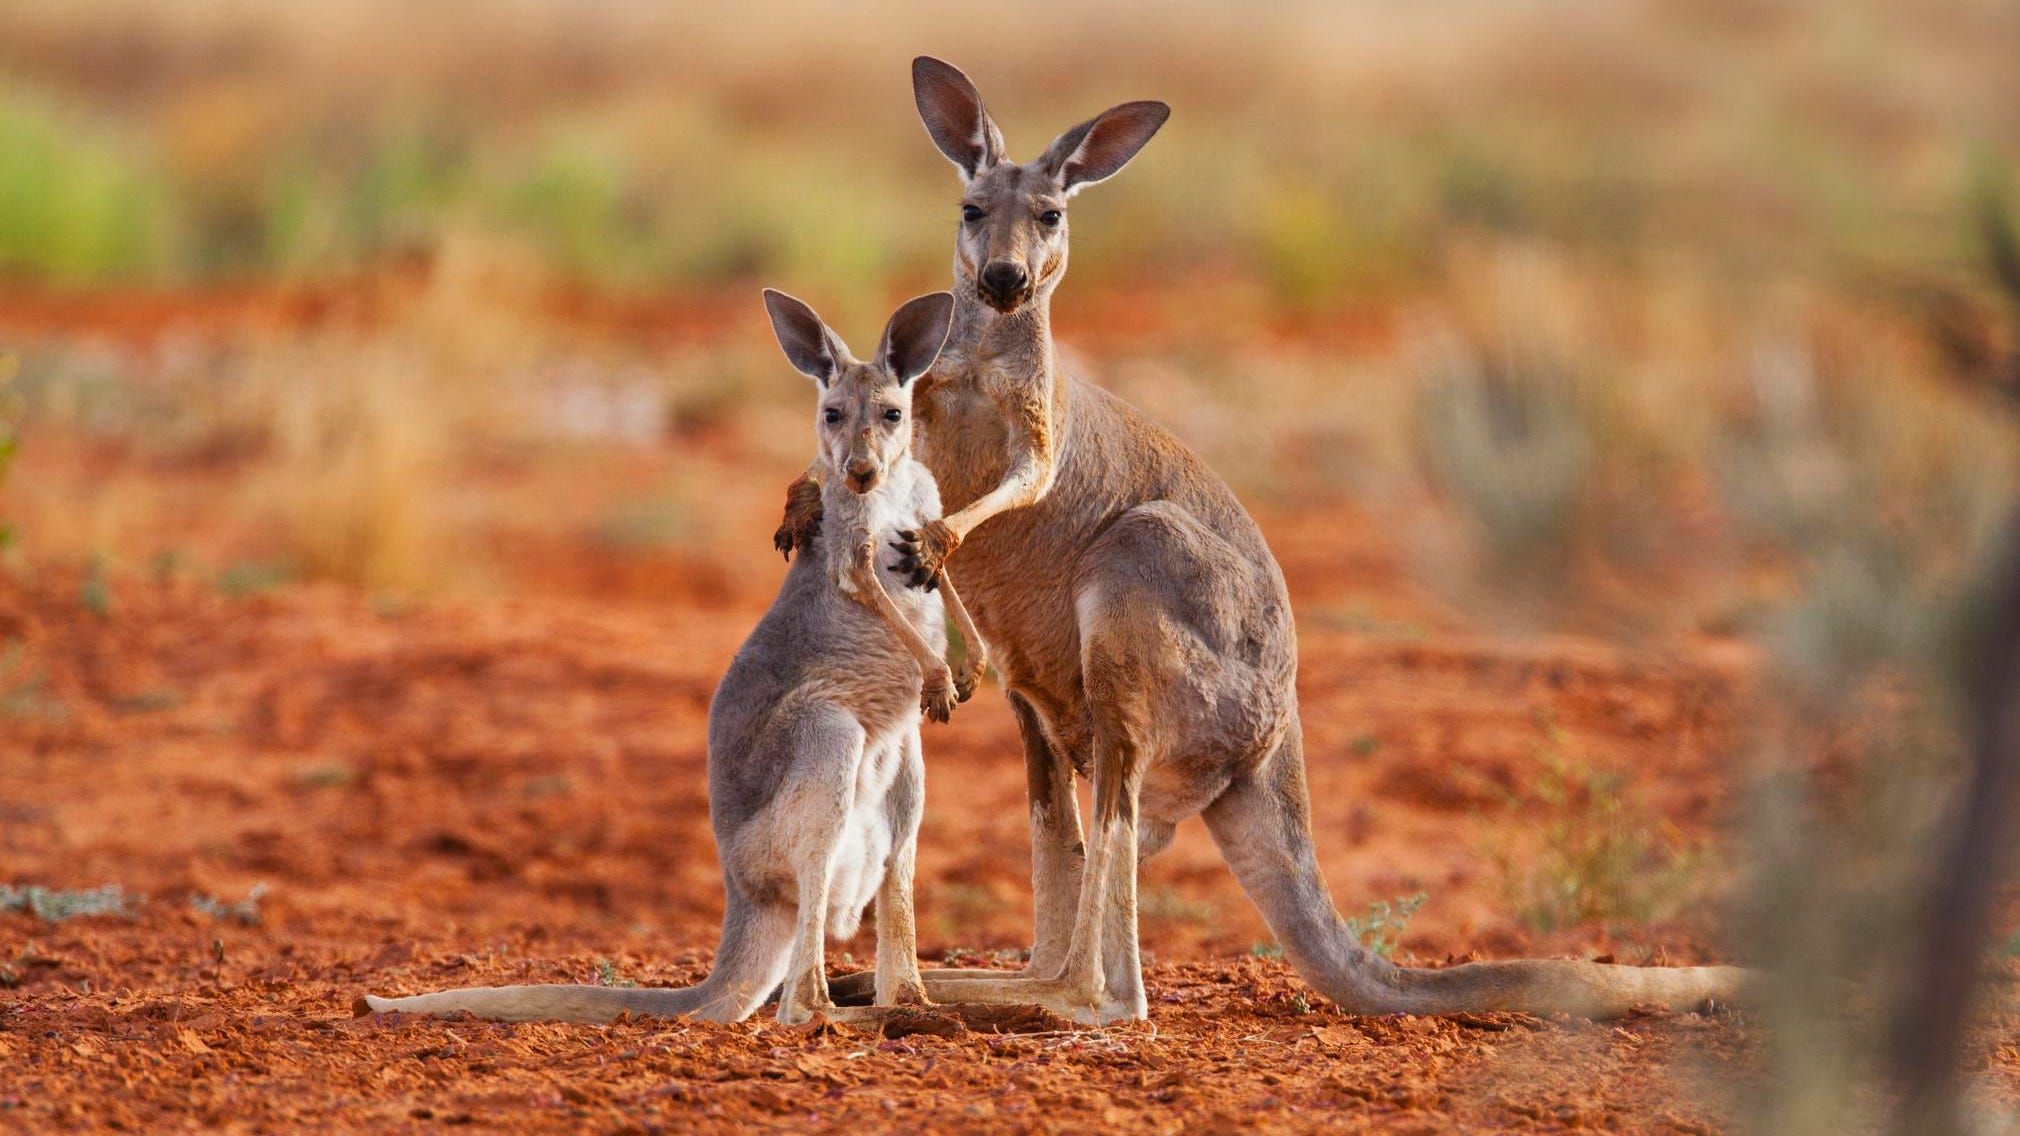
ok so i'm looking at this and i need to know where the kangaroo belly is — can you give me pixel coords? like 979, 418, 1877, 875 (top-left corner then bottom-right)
823, 729, 912, 937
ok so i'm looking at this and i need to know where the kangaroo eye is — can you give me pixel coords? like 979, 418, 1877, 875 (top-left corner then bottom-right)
823, 408, 842, 425
1039, 210, 1062, 227
962, 204, 984, 223
883, 408, 903, 423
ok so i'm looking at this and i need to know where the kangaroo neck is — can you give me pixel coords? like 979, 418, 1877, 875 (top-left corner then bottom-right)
941, 288, 1056, 388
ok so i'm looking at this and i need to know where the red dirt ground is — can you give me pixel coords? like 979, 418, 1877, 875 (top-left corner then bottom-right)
3, 293, 2017, 1133
2, 556, 1771, 1135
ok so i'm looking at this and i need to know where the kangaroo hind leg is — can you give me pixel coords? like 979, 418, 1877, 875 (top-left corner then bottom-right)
922, 579, 1170, 1023
872, 727, 929, 1007
771, 704, 867, 1026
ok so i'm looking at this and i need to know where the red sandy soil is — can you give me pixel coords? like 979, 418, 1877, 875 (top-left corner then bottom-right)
1, 553, 1769, 1136
12, 529, 2017, 1133
3, 291, 2017, 1133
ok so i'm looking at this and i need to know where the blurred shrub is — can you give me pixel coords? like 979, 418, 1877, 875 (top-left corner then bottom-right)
0, 88, 175, 282
1493, 732, 1706, 935
0, 0, 2007, 310
1416, 335, 1596, 577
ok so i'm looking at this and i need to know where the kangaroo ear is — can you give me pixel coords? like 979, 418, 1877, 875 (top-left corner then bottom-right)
912, 56, 1004, 183
876, 292, 955, 386
762, 288, 848, 386
1039, 100, 1170, 197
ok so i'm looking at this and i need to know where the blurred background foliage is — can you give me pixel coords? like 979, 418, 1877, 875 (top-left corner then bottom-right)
0, 0, 2013, 310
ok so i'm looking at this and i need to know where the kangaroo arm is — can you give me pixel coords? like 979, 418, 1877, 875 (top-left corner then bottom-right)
848, 541, 960, 722
936, 573, 988, 700
941, 393, 1055, 542
849, 543, 949, 675
892, 388, 1055, 590
774, 458, 825, 561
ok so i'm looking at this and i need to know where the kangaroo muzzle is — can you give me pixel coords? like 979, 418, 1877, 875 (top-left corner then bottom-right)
978, 259, 1031, 312
846, 457, 880, 493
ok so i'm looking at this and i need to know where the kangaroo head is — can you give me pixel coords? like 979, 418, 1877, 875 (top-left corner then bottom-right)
912, 56, 1169, 316
763, 288, 955, 495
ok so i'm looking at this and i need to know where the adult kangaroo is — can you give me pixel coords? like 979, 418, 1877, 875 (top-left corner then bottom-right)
783, 57, 1746, 1025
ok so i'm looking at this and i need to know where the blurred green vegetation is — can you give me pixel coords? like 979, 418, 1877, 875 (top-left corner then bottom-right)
0, 0, 2012, 315
0, 91, 174, 282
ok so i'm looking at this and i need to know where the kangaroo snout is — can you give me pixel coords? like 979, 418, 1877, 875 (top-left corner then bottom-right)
979, 260, 1030, 310
846, 458, 881, 493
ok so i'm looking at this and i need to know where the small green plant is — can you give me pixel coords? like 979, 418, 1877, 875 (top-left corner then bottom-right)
1344, 893, 1427, 958
934, 883, 998, 941
0, 640, 66, 723
190, 884, 267, 926
80, 556, 112, 617
296, 762, 358, 790
0, 944, 51, 989
1495, 731, 1704, 933
941, 946, 1028, 969
149, 548, 186, 584
218, 560, 297, 598
0, 884, 133, 922
0, 93, 172, 281
594, 958, 636, 988
113, 689, 183, 714
0, 351, 19, 551
1251, 941, 1285, 960
1416, 341, 1595, 577
1138, 886, 1218, 925
597, 496, 689, 551
523, 774, 573, 800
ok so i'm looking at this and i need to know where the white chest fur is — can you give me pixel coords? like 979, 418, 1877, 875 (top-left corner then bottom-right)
823, 460, 946, 640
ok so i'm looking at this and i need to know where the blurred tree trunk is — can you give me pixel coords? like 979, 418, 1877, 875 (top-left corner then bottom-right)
1893, 511, 2020, 1135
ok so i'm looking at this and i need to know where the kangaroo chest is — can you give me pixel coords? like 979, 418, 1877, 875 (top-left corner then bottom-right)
914, 375, 1014, 512
911, 366, 1098, 714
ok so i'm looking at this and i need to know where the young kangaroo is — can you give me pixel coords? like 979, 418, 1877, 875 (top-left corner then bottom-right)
364, 289, 988, 1026
784, 58, 1749, 1024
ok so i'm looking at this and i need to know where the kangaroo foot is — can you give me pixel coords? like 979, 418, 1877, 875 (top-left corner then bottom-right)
919, 974, 1133, 1025
815, 1002, 1067, 1037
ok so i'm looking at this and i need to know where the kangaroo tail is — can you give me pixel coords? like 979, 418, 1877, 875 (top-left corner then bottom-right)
362, 899, 794, 1024
1201, 722, 1750, 1018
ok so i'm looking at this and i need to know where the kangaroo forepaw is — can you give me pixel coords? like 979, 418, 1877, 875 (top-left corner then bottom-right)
921, 670, 957, 723
775, 474, 824, 561
891, 520, 959, 590
954, 662, 982, 702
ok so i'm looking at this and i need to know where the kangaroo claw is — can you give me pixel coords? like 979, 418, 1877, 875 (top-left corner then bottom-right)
891, 521, 959, 592
921, 671, 957, 723
775, 474, 825, 561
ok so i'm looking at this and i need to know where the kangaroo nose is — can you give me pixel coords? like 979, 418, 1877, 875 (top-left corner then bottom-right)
980, 261, 1029, 302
